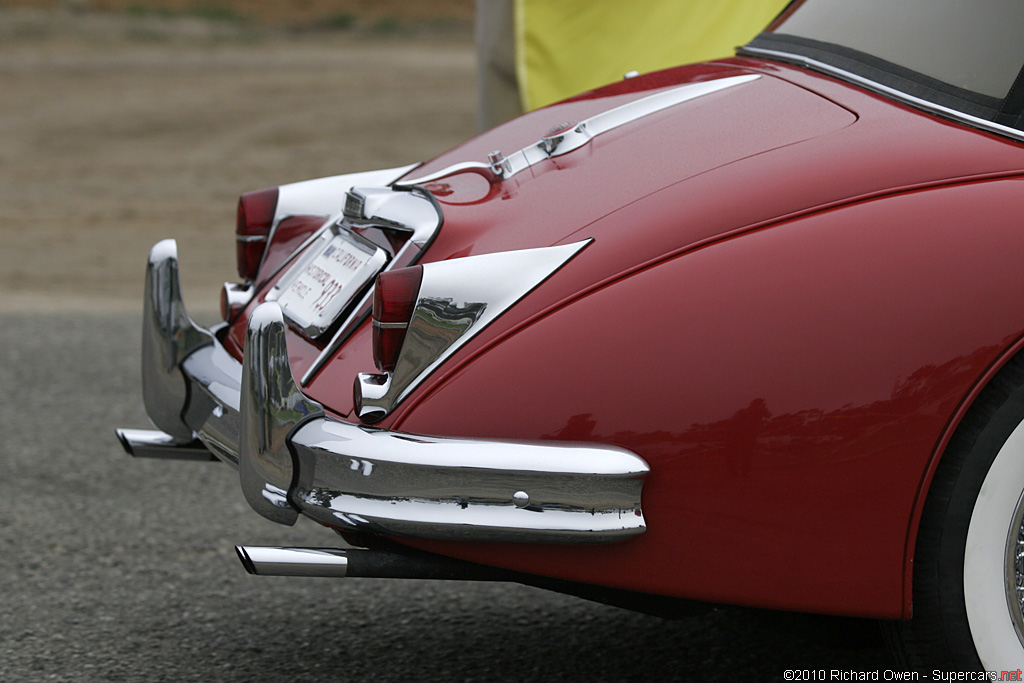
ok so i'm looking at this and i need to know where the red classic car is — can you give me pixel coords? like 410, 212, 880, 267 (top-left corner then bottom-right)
117, 0, 1024, 671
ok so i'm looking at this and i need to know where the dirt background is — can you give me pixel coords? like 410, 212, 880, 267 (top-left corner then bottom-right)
4, 0, 474, 28
0, 4, 475, 314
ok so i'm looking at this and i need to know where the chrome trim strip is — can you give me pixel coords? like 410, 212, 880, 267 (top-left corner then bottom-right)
395, 160, 505, 187
396, 74, 760, 187
741, 46, 1024, 143
142, 239, 214, 443
355, 240, 590, 422
238, 303, 324, 525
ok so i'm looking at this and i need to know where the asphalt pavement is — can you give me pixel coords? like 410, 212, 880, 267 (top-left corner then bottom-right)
0, 311, 890, 681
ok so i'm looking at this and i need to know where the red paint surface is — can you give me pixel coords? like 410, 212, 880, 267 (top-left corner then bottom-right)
222, 58, 1024, 616
396, 180, 1024, 617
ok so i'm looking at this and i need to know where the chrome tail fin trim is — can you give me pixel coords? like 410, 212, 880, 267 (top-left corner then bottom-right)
356, 240, 592, 422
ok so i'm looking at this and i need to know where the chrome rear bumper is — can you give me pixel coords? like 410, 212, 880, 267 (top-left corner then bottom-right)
118, 240, 649, 543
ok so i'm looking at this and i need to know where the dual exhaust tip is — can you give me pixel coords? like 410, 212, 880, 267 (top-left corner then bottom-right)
236, 546, 350, 578
235, 545, 514, 582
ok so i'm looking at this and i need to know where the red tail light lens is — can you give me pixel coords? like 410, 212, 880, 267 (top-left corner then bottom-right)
372, 266, 423, 373
235, 187, 279, 281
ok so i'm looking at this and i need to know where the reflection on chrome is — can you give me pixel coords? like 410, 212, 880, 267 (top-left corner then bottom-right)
236, 546, 349, 578
142, 239, 214, 443
123, 237, 649, 544
130, 239, 241, 464
290, 417, 648, 543
355, 240, 591, 422
238, 302, 324, 525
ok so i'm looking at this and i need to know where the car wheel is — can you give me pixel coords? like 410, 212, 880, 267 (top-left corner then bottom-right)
886, 356, 1024, 671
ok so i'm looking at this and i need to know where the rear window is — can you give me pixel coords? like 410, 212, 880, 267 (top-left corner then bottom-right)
745, 0, 1024, 132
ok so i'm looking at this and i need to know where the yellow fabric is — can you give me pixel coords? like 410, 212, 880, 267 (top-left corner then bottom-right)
514, 0, 789, 110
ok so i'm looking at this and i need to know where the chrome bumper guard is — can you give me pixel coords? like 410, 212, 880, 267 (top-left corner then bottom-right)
119, 241, 649, 543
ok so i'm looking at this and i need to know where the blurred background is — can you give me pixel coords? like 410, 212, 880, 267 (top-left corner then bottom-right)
0, 0, 789, 315
0, 0, 476, 315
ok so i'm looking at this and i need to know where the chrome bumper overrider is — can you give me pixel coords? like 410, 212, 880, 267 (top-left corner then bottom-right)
118, 240, 649, 543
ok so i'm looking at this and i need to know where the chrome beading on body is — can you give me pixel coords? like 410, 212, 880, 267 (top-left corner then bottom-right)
396, 74, 760, 188
142, 239, 214, 443
238, 303, 324, 525
354, 240, 591, 422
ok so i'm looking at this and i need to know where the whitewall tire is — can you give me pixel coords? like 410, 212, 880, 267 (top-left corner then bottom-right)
886, 358, 1024, 670
965, 415, 1024, 669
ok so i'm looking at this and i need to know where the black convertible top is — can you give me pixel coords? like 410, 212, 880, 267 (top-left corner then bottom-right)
743, 0, 1024, 134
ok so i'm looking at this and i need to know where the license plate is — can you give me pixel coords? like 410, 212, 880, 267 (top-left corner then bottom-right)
270, 228, 387, 338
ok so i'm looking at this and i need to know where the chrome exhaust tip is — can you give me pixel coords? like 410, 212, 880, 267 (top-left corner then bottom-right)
235, 546, 350, 578
115, 428, 215, 461
234, 545, 514, 581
